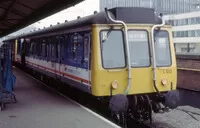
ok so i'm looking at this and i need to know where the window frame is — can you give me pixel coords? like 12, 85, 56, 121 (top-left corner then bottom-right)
83, 34, 90, 62
154, 30, 172, 67
99, 29, 127, 69
128, 29, 151, 68
41, 40, 46, 58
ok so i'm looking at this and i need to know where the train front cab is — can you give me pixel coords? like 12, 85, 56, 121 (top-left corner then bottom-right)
91, 24, 177, 97
91, 22, 179, 121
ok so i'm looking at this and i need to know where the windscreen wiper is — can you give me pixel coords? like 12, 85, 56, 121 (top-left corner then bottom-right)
102, 26, 114, 43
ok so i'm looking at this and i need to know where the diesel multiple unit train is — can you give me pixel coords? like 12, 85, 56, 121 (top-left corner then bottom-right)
4, 7, 179, 123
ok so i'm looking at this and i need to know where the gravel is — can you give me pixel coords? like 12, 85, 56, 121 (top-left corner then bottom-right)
151, 106, 200, 128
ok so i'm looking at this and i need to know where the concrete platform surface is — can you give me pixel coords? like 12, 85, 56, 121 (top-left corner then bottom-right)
0, 68, 119, 128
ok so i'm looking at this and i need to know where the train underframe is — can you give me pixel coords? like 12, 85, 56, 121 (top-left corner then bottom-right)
107, 90, 180, 126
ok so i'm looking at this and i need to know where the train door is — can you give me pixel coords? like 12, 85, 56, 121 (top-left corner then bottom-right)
83, 32, 91, 86
50, 37, 58, 79
73, 31, 91, 87
20, 38, 26, 66
16, 39, 22, 63
58, 35, 67, 79
128, 30, 153, 93
13, 39, 18, 62
55, 36, 61, 80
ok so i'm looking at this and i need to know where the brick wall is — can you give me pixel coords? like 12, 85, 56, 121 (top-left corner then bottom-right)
178, 70, 200, 91
177, 59, 200, 69
176, 55, 200, 91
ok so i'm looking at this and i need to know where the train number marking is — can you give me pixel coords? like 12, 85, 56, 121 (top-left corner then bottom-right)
162, 69, 172, 74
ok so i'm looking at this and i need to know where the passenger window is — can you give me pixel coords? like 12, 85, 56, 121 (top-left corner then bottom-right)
56, 36, 60, 58
36, 39, 40, 56
39, 39, 42, 57
100, 30, 126, 69
29, 41, 33, 55
84, 36, 89, 62
50, 43, 52, 57
128, 30, 150, 67
59, 35, 66, 61
48, 37, 53, 58
154, 30, 171, 67
42, 39, 46, 57
48, 38, 52, 58
72, 33, 78, 59
52, 43, 55, 58
77, 34, 84, 61
51, 37, 59, 58
46, 43, 49, 57
57, 43, 60, 58
33, 42, 37, 56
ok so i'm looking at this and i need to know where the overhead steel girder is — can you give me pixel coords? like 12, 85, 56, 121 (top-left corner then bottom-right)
0, 0, 84, 38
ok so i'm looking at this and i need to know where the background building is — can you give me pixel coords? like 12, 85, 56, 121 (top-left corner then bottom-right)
100, 0, 200, 14
100, 0, 200, 54
165, 11, 200, 53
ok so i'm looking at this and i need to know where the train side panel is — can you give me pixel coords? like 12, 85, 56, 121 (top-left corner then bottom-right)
15, 28, 93, 93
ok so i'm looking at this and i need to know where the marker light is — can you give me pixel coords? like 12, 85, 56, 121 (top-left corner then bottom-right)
111, 80, 119, 89
161, 78, 168, 86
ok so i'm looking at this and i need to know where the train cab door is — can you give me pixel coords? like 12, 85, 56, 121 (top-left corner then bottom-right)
127, 30, 153, 94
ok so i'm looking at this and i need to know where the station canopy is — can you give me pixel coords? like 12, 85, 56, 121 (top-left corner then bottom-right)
0, 0, 84, 38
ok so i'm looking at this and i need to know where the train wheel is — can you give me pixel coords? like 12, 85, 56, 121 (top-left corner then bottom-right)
145, 95, 153, 123
128, 95, 152, 123
137, 95, 152, 123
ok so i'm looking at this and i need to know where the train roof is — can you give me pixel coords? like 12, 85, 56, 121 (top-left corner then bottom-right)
4, 7, 164, 41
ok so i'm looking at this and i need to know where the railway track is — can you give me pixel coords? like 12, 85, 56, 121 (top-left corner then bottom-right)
177, 87, 200, 109
14, 64, 153, 128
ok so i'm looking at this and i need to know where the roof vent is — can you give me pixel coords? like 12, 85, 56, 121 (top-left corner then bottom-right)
57, 22, 60, 24
77, 16, 81, 19
65, 20, 68, 22
50, 24, 53, 27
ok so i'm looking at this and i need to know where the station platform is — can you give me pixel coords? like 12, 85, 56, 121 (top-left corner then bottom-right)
0, 67, 120, 128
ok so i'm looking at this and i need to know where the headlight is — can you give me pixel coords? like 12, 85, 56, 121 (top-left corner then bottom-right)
111, 80, 119, 89
161, 78, 168, 86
